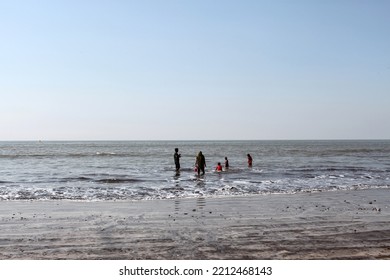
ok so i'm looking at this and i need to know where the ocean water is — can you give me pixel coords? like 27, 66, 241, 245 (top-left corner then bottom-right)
0, 140, 389, 201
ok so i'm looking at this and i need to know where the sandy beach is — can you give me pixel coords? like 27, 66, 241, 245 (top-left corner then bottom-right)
0, 189, 389, 260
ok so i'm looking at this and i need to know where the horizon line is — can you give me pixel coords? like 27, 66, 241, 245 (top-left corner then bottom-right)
1, 139, 389, 142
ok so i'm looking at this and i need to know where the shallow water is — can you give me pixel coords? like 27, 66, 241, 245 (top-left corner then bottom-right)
0, 140, 389, 200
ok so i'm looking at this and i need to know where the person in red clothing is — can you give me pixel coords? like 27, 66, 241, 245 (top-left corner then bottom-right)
215, 162, 223, 172
247, 154, 253, 167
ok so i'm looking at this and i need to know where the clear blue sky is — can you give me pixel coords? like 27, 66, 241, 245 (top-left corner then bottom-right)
1, 0, 389, 140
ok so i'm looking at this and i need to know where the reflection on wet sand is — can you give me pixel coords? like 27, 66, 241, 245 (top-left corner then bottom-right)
1, 189, 390, 259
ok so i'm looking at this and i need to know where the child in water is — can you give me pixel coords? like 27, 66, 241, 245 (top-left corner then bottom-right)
215, 162, 223, 172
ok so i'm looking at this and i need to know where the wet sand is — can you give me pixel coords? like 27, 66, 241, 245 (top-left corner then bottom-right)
0, 189, 389, 259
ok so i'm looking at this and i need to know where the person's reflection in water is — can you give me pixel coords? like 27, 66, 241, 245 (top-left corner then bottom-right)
174, 199, 181, 215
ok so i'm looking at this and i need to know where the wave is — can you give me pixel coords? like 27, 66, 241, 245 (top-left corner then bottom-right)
1, 181, 389, 201
95, 178, 144, 184
0, 153, 131, 159
62, 176, 147, 184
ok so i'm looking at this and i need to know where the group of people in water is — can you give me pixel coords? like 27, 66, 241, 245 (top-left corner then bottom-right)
174, 148, 253, 176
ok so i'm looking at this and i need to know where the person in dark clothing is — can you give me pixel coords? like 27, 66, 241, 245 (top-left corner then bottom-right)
196, 151, 206, 175
224, 157, 229, 169
247, 154, 253, 167
174, 148, 181, 172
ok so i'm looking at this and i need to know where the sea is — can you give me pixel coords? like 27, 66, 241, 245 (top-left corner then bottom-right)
0, 140, 389, 201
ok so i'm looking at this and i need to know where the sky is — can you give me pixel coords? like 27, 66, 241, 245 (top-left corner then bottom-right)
1, 0, 389, 140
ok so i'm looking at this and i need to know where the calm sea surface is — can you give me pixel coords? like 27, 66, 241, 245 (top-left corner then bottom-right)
0, 140, 389, 200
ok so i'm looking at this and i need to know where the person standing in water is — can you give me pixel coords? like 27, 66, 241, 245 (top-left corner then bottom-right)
215, 162, 223, 172
224, 156, 229, 169
247, 153, 253, 167
174, 148, 181, 172
196, 151, 206, 175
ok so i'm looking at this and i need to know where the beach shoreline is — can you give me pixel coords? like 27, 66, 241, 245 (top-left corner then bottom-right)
1, 188, 389, 260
